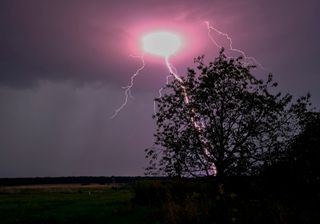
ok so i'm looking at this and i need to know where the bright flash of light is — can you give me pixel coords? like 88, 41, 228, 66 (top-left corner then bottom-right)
112, 30, 184, 118
142, 31, 183, 58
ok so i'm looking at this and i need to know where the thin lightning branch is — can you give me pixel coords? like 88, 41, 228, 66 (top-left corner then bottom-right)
110, 54, 145, 119
154, 58, 186, 114
165, 57, 205, 131
204, 21, 264, 69
165, 57, 183, 82
154, 74, 171, 114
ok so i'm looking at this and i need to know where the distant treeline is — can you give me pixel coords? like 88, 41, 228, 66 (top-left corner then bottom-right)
0, 176, 167, 186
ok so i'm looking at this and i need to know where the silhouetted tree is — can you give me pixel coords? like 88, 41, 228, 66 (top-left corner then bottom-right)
286, 111, 320, 178
146, 49, 311, 177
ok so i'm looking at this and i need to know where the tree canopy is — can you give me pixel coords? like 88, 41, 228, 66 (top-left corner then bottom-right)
146, 50, 311, 177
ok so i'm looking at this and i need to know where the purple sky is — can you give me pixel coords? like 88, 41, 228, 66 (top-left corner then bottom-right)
0, 0, 319, 177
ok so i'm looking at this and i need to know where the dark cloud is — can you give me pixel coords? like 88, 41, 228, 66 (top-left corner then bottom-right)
0, 82, 155, 177
0, 1, 127, 87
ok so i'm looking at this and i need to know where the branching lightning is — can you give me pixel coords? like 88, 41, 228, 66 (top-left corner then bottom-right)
204, 21, 264, 69
154, 58, 180, 113
159, 22, 265, 175
112, 21, 263, 132
154, 73, 171, 114
110, 54, 145, 119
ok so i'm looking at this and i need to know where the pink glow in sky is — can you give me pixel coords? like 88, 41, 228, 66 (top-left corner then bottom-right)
127, 20, 207, 64
111, 20, 209, 118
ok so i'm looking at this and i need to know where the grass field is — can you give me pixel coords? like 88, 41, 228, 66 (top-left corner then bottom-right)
0, 184, 157, 224
1, 179, 318, 223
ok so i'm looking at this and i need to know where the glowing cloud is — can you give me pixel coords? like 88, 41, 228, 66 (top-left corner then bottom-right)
127, 20, 205, 64
112, 20, 263, 119
142, 31, 183, 57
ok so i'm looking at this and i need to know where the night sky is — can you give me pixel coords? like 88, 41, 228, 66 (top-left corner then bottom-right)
1, 0, 319, 177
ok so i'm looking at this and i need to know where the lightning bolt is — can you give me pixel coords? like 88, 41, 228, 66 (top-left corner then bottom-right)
110, 54, 145, 119
204, 21, 264, 69
159, 21, 265, 175
164, 56, 217, 176
153, 58, 179, 113
112, 21, 264, 119
111, 20, 264, 175
154, 73, 171, 114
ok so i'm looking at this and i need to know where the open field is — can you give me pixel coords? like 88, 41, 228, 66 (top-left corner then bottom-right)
0, 184, 157, 224
1, 178, 319, 223
0, 183, 120, 193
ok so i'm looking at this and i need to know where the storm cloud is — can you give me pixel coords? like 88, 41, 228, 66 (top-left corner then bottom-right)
0, 0, 319, 177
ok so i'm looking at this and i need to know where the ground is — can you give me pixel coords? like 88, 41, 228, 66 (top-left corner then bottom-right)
1, 179, 319, 223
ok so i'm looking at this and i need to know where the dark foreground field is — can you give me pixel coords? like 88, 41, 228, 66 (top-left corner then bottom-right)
0, 177, 319, 224
0, 184, 156, 224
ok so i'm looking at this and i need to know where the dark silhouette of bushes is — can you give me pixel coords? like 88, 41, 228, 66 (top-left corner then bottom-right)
133, 177, 320, 223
